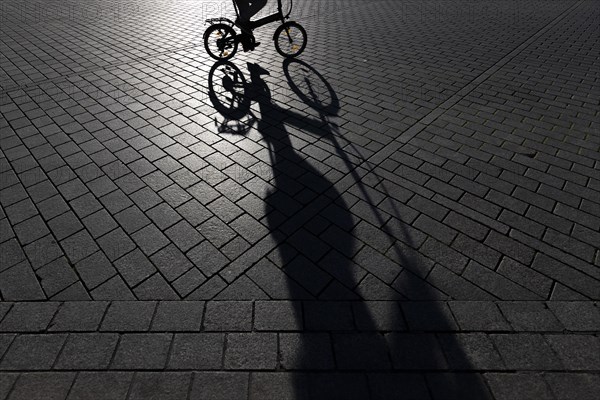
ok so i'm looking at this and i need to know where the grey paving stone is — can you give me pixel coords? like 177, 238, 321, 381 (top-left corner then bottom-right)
50, 281, 91, 301
402, 302, 458, 331
114, 206, 151, 234
352, 301, 406, 331
0, 261, 46, 300
90, 275, 136, 300
113, 248, 155, 287
67, 372, 133, 400
485, 373, 554, 400
0, 372, 18, 400
204, 301, 252, 331
172, 267, 207, 297
254, 301, 302, 331
368, 373, 431, 400
23, 234, 64, 270
111, 333, 172, 369
449, 301, 511, 331
283, 255, 332, 296
36, 257, 79, 297
0, 239, 27, 273
128, 372, 191, 400
187, 275, 228, 300
544, 372, 600, 400
58, 178, 88, 201
54, 333, 119, 369
498, 302, 564, 332
484, 231, 535, 265
439, 333, 505, 370
150, 301, 204, 331
197, 216, 236, 249
0, 304, 11, 323
0, 218, 15, 244
333, 333, 391, 370
444, 211, 489, 241
190, 372, 249, 400
132, 224, 169, 255
420, 238, 469, 275
426, 373, 494, 400
150, 244, 193, 282
115, 173, 145, 195
244, 258, 309, 300
453, 235, 502, 269
216, 276, 269, 300
176, 199, 212, 227
101, 302, 156, 331
167, 333, 224, 369
530, 253, 600, 299
309, 373, 372, 400
245, 372, 296, 399
60, 229, 99, 264
385, 333, 448, 370
82, 209, 118, 239
74, 250, 117, 289
546, 302, 600, 331
0, 302, 58, 332
146, 202, 182, 230
165, 220, 204, 252
491, 333, 563, 370
0, 334, 66, 370
544, 334, 600, 370
496, 257, 553, 299
14, 215, 50, 245
7, 372, 75, 400
304, 302, 355, 331
133, 273, 179, 300
69, 192, 102, 218
279, 333, 335, 370
97, 228, 136, 261
0, 334, 15, 360
130, 187, 163, 211
48, 301, 109, 332
428, 264, 496, 300
224, 333, 277, 370
351, 245, 401, 285
4, 199, 37, 226
414, 214, 458, 245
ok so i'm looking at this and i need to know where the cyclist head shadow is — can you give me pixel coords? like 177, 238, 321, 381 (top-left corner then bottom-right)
207, 59, 493, 399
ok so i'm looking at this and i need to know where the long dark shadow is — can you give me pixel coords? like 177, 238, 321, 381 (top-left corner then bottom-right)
207, 59, 492, 399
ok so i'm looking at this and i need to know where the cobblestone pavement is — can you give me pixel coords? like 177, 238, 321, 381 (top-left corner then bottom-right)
0, 0, 599, 398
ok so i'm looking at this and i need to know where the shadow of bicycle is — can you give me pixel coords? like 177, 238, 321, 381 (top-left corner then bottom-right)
206, 59, 493, 400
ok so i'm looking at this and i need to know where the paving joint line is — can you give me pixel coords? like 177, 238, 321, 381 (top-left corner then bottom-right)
365, 0, 585, 166
217, 0, 587, 290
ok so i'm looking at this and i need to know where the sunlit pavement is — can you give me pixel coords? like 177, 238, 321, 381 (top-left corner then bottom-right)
0, 0, 599, 398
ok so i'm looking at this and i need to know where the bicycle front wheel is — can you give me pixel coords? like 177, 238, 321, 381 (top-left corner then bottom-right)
204, 23, 238, 60
273, 21, 307, 58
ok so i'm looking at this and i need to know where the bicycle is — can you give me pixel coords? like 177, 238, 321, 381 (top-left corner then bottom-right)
203, 0, 307, 60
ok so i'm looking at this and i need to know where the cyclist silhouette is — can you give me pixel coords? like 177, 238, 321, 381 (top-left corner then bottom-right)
234, 0, 267, 48
234, 0, 268, 26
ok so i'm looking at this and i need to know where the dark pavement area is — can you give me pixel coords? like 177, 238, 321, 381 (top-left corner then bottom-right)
0, 0, 599, 398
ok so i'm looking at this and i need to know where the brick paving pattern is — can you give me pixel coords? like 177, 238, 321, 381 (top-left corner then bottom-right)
0, 0, 599, 398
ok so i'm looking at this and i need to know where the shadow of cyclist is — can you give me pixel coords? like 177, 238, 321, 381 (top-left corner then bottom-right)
207, 59, 494, 400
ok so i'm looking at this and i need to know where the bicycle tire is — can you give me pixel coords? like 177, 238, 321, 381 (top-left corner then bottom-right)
273, 21, 307, 58
204, 23, 238, 60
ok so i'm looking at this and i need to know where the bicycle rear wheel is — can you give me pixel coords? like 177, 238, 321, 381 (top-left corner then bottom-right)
204, 23, 238, 60
273, 21, 307, 58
